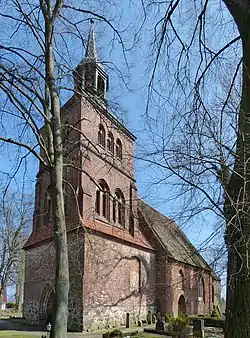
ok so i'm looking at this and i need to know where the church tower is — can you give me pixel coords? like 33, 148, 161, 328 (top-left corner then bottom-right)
23, 20, 156, 332
71, 20, 138, 238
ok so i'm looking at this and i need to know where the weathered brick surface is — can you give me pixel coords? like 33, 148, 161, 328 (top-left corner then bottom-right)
23, 230, 84, 331
82, 232, 156, 330
170, 262, 213, 316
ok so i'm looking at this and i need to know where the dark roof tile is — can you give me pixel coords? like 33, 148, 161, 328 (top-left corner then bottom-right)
138, 199, 220, 280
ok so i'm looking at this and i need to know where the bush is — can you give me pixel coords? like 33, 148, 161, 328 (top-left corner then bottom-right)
211, 306, 221, 318
164, 313, 173, 323
169, 314, 190, 336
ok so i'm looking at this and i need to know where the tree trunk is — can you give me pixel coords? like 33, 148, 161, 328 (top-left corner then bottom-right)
42, 2, 69, 337
224, 18, 250, 338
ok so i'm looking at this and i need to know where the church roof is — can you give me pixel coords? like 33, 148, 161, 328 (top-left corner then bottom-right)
138, 199, 220, 279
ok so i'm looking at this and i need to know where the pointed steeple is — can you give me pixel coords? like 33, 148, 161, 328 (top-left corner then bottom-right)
74, 19, 109, 102
85, 19, 98, 61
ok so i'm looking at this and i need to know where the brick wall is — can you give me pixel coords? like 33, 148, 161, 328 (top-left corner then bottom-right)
170, 262, 213, 316
23, 230, 84, 331
82, 231, 156, 330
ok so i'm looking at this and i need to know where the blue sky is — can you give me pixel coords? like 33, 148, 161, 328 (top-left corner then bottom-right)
0, 0, 240, 299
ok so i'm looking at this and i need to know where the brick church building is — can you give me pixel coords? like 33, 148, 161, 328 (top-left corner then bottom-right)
23, 21, 220, 332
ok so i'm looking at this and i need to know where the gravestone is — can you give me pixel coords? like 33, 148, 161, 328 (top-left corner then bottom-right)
156, 312, 162, 321
147, 310, 152, 324
126, 312, 130, 328
155, 319, 165, 331
193, 319, 205, 338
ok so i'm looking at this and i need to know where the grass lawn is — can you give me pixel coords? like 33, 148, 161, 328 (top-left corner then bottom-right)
0, 332, 39, 337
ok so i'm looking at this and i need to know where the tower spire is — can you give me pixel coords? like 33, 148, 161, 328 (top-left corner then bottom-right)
85, 19, 98, 61
74, 18, 108, 101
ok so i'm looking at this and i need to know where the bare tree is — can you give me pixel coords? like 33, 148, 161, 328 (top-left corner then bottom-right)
0, 1, 128, 336
0, 192, 32, 308
132, 0, 250, 336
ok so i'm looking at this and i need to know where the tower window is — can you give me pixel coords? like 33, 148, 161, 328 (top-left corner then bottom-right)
96, 180, 110, 221
113, 189, 125, 227
85, 68, 95, 90
98, 124, 106, 148
129, 184, 134, 236
116, 139, 122, 160
44, 185, 52, 223
97, 75, 105, 98
95, 189, 100, 214
107, 131, 114, 154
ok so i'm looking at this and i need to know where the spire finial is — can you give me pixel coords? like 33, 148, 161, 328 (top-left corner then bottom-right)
85, 19, 98, 61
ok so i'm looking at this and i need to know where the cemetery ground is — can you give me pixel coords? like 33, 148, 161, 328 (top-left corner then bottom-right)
0, 312, 223, 337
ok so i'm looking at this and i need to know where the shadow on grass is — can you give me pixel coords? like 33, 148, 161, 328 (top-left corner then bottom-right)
0, 318, 44, 332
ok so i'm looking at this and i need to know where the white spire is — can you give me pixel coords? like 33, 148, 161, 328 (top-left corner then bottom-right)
85, 19, 98, 61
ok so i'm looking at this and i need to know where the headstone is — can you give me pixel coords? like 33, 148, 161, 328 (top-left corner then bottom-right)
138, 320, 142, 327
193, 319, 205, 338
147, 310, 152, 325
152, 315, 156, 324
126, 312, 130, 328
155, 320, 165, 331
156, 312, 162, 321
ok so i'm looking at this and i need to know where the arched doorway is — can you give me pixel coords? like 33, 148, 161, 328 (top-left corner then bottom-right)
39, 284, 55, 325
178, 295, 186, 314
46, 290, 55, 324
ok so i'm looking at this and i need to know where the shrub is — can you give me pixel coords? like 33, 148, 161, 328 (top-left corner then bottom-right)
211, 306, 221, 318
164, 313, 173, 323
169, 313, 190, 335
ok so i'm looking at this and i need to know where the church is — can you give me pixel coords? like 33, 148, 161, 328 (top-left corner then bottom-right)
23, 21, 221, 332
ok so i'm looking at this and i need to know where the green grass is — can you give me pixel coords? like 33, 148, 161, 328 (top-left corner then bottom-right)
0, 332, 39, 337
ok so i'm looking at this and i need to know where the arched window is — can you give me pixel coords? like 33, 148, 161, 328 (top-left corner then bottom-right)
212, 284, 215, 303
98, 124, 106, 148
113, 189, 125, 227
198, 277, 205, 301
116, 139, 122, 160
95, 180, 110, 221
178, 270, 184, 290
107, 131, 114, 154
129, 257, 141, 293
44, 185, 52, 222
44, 184, 68, 222
96, 189, 101, 214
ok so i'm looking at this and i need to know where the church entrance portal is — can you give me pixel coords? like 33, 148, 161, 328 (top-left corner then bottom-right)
39, 284, 55, 325
178, 295, 186, 314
